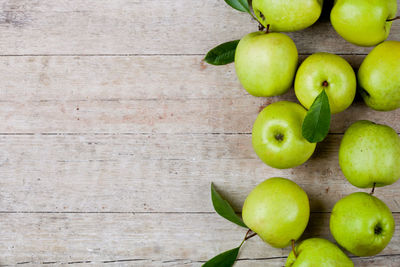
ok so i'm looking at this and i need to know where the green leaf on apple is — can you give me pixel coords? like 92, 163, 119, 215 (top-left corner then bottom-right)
202, 246, 241, 267
302, 90, 331, 143
204, 40, 239, 65
211, 183, 247, 228
224, 0, 250, 13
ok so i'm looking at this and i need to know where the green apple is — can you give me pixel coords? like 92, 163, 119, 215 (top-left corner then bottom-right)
242, 177, 310, 248
330, 0, 397, 46
252, 0, 323, 32
252, 101, 316, 169
235, 32, 298, 97
294, 53, 356, 114
339, 120, 400, 188
330, 192, 395, 256
358, 41, 400, 111
286, 238, 353, 267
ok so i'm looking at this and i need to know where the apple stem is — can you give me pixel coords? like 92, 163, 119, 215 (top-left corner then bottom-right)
239, 229, 257, 248
291, 239, 298, 258
266, 24, 270, 34
244, 229, 257, 241
247, 0, 267, 32
370, 183, 376, 195
387, 16, 400, 22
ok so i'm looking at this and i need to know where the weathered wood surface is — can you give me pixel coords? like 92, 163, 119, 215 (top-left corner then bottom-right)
0, 56, 399, 134
0, 0, 398, 55
1, 213, 400, 266
0, 0, 399, 266
1, 134, 400, 214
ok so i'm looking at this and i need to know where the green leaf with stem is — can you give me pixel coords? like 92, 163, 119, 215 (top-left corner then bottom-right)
203, 230, 256, 267
302, 89, 331, 143
204, 40, 240, 65
224, 0, 250, 13
211, 183, 247, 228
224, 0, 264, 29
202, 246, 240, 267
246, 0, 264, 26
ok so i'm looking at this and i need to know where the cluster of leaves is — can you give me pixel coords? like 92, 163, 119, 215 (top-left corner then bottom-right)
203, 184, 249, 267
204, 0, 332, 144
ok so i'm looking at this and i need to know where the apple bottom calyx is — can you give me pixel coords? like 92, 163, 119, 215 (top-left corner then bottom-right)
369, 185, 384, 238
330, 192, 395, 257
374, 223, 383, 235
274, 133, 284, 142
368, 183, 384, 238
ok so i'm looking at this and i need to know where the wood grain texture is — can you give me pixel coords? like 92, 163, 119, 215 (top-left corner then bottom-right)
0, 0, 400, 265
0, 56, 399, 134
1, 134, 400, 213
0, 54, 365, 101
1, 213, 400, 266
0, 0, 398, 55
1, 96, 400, 134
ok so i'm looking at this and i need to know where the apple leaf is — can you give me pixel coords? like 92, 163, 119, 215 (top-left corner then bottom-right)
202, 246, 241, 267
224, 0, 250, 13
204, 40, 240, 65
302, 90, 331, 143
211, 183, 247, 228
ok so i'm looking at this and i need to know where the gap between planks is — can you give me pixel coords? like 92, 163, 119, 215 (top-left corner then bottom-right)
0, 53, 372, 57
7, 254, 400, 266
0, 211, 398, 214
0, 132, 398, 136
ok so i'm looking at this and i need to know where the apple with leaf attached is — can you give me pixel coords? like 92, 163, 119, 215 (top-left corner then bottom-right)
293, 52, 356, 144
252, 101, 316, 169
204, 178, 310, 266
295, 53, 356, 114
204, 0, 324, 99
234, 32, 298, 97
242, 177, 310, 248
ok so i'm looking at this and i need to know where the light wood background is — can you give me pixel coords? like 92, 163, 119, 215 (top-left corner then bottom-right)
0, 0, 399, 266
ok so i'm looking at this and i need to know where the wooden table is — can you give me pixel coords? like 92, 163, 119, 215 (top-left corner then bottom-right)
0, 1, 399, 266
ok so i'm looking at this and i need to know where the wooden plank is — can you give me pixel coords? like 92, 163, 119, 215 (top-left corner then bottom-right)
1, 134, 400, 213
0, 213, 399, 266
0, 94, 399, 134
0, 55, 250, 101
0, 2, 399, 266
0, 55, 364, 101
0, 56, 399, 134
0, 0, 398, 55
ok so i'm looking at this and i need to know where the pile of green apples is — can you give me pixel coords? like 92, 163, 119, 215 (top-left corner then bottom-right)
203, 0, 400, 266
